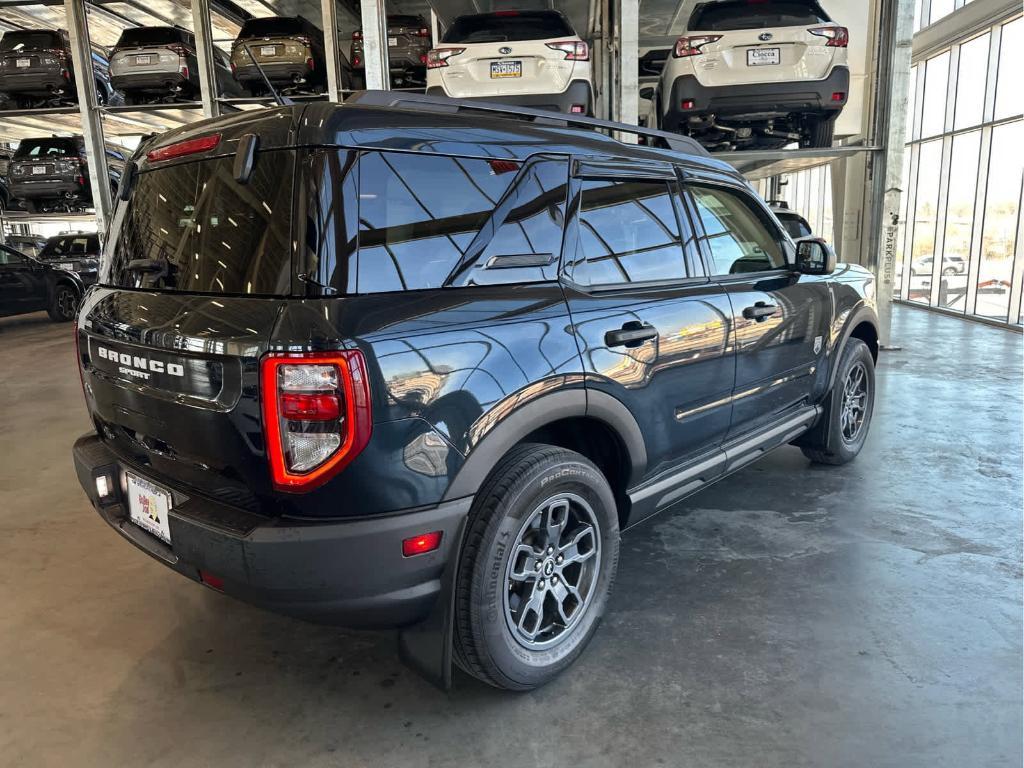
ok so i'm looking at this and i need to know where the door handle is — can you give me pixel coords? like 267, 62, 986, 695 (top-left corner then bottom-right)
742, 302, 778, 322
605, 321, 658, 348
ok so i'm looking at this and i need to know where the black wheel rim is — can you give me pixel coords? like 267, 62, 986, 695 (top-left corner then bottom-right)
503, 492, 601, 650
840, 361, 869, 444
56, 287, 77, 319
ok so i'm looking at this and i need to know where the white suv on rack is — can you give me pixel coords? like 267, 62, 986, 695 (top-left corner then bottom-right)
426, 10, 593, 116
648, 0, 849, 149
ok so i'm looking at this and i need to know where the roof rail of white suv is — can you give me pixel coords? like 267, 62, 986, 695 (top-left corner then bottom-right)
345, 90, 711, 157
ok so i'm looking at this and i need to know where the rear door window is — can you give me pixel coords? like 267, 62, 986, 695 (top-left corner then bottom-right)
106, 150, 294, 295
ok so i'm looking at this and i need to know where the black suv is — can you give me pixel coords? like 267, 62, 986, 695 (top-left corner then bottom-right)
0, 29, 117, 107
8, 136, 126, 213
37, 232, 101, 286
0, 242, 83, 322
71, 94, 879, 691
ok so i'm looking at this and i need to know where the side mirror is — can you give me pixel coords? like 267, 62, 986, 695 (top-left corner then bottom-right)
639, 86, 655, 101
795, 237, 836, 275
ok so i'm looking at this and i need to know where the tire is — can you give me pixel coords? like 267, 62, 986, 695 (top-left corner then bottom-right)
454, 443, 620, 691
942, 267, 957, 277
800, 338, 875, 465
47, 283, 79, 322
802, 116, 835, 149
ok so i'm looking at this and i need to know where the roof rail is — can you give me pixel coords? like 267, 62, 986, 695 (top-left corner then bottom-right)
345, 90, 710, 157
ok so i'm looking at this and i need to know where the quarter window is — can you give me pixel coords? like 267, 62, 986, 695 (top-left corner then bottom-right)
689, 185, 786, 275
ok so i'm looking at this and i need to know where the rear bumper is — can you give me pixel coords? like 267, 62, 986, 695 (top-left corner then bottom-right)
234, 61, 315, 86
426, 79, 593, 115
663, 66, 849, 130
73, 432, 471, 628
0, 67, 71, 95
111, 70, 190, 93
9, 176, 86, 200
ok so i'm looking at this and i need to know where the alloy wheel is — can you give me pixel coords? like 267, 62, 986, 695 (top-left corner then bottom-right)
840, 361, 869, 444
56, 287, 77, 320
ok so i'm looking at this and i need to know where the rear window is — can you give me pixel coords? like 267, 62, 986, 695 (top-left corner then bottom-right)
106, 151, 294, 295
238, 18, 306, 39
443, 12, 574, 44
116, 27, 188, 47
689, 1, 830, 31
1, 31, 63, 51
41, 235, 98, 258
388, 16, 425, 28
14, 138, 77, 158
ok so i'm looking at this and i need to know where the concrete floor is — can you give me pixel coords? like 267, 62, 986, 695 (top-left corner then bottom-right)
0, 305, 1020, 768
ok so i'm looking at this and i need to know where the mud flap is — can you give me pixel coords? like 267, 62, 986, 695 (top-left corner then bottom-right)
397, 514, 467, 690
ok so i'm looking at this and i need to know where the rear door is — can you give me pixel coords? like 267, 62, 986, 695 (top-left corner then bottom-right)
683, 173, 831, 439
562, 157, 735, 484
0, 247, 47, 313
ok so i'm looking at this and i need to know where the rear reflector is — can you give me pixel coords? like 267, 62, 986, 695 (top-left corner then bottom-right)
402, 531, 442, 557
832, 91, 845, 101
681, 99, 696, 109
200, 571, 225, 591
570, 104, 586, 114
146, 133, 221, 162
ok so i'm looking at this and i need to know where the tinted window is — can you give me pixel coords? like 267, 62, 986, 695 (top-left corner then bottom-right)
1, 31, 63, 51
41, 235, 97, 258
0, 247, 27, 266
689, 1, 829, 30
106, 151, 294, 295
444, 12, 574, 43
116, 27, 188, 47
239, 17, 307, 39
570, 179, 687, 286
690, 185, 785, 275
14, 139, 77, 159
356, 152, 521, 293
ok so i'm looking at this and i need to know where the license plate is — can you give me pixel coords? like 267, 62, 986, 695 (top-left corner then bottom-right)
126, 472, 172, 544
388, 36, 398, 46
31, 166, 46, 175
490, 60, 522, 79
747, 47, 780, 66
16, 58, 30, 68
260, 45, 276, 56
136, 54, 151, 65
56, 262, 73, 271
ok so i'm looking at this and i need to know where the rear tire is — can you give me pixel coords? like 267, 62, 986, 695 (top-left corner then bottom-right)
47, 284, 79, 322
454, 443, 619, 691
800, 338, 875, 465
802, 116, 835, 149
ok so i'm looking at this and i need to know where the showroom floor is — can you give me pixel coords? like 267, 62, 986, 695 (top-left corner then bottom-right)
0, 305, 1020, 768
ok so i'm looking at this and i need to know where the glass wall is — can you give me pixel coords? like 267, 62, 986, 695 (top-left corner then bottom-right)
898, 14, 1023, 325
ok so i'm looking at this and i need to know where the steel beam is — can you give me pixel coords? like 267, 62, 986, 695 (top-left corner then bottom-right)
359, 0, 390, 91
64, 0, 111, 233
614, 0, 639, 140
192, 0, 220, 118
320, 0, 341, 101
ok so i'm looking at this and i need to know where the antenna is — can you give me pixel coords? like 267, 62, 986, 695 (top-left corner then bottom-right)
240, 43, 293, 107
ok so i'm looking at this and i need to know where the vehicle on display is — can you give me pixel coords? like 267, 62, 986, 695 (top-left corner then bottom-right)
230, 16, 345, 97
425, 11, 593, 115
0, 242, 83, 322
769, 201, 814, 239
911, 254, 966, 276
0, 29, 118, 108
351, 15, 431, 88
4, 234, 47, 258
37, 232, 101, 286
110, 26, 241, 104
7, 135, 126, 214
71, 92, 879, 692
646, 0, 850, 149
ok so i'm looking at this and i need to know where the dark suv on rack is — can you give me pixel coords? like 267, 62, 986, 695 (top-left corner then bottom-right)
0, 29, 117, 107
71, 92, 879, 692
8, 135, 126, 213
351, 14, 431, 88
230, 16, 337, 96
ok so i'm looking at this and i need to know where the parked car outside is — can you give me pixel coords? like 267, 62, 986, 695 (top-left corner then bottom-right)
911, 254, 966, 276
0, 29, 118, 107
649, 0, 849, 149
37, 231, 100, 286
0, 242, 83, 321
7, 135, 126, 213
351, 14, 431, 88
426, 10, 593, 115
110, 26, 242, 104
71, 93, 879, 692
230, 16, 332, 96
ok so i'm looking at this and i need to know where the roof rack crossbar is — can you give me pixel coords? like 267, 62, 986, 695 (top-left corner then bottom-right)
345, 90, 710, 157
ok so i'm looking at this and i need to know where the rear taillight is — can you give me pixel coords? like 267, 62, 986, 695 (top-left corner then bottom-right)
546, 40, 589, 61
809, 26, 849, 47
426, 47, 464, 69
673, 34, 722, 57
352, 30, 363, 40
306, 56, 315, 70
261, 351, 372, 493
146, 133, 221, 162
296, 35, 311, 47
167, 43, 190, 57
417, 27, 430, 38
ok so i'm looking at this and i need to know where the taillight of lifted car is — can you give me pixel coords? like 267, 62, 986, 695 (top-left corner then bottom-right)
808, 26, 849, 47
260, 352, 372, 492
426, 47, 464, 68
673, 35, 721, 57
545, 40, 589, 60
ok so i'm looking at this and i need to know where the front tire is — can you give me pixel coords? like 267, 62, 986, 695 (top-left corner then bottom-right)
454, 443, 619, 691
48, 283, 79, 322
801, 338, 875, 465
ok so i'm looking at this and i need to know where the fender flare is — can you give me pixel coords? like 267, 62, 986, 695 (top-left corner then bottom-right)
825, 302, 879, 393
441, 387, 648, 502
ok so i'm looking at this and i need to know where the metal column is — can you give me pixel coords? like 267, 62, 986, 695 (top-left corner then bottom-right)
64, 0, 111, 233
320, 0, 342, 101
359, 0, 390, 91
191, 0, 220, 118
868, 0, 916, 346
614, 0, 639, 140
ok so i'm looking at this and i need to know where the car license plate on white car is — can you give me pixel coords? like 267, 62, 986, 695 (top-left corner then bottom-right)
126, 472, 173, 544
261, 45, 276, 56
490, 60, 522, 78
747, 47, 780, 66
16, 58, 30, 68
136, 54, 151, 65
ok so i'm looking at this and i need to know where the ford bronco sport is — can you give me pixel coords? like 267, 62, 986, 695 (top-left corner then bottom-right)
72, 91, 879, 691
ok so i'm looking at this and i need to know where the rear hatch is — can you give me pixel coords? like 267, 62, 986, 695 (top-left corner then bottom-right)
385, 15, 430, 64
438, 11, 584, 97
686, 0, 841, 86
10, 137, 80, 183
232, 18, 311, 68
111, 27, 189, 76
78, 113, 299, 513
0, 30, 65, 73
